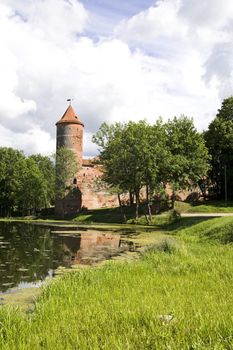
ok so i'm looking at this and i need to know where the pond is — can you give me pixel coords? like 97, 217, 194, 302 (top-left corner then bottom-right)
0, 222, 137, 294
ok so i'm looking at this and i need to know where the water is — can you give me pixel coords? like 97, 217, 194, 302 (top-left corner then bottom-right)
0, 222, 137, 293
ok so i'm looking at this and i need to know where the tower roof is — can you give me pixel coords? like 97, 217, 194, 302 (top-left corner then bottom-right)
56, 105, 84, 126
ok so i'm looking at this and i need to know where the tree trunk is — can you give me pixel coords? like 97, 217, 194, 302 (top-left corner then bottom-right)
135, 190, 140, 220
171, 190, 175, 209
129, 191, 134, 206
118, 193, 126, 223
61, 197, 65, 219
117, 193, 122, 207
146, 185, 152, 221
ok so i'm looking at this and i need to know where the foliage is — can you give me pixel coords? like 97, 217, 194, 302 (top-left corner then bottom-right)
17, 158, 47, 215
165, 116, 210, 207
55, 147, 80, 199
29, 154, 55, 206
167, 209, 181, 223
204, 96, 233, 199
0, 148, 55, 216
93, 117, 210, 215
216, 96, 233, 121
0, 148, 25, 216
143, 237, 183, 254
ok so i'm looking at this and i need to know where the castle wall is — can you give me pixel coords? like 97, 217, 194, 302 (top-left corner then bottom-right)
77, 164, 118, 210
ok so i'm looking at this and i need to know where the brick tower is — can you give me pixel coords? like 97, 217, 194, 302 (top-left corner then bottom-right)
55, 104, 84, 218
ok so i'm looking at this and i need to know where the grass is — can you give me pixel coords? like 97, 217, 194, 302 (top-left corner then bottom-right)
1, 217, 233, 348
73, 206, 136, 224
1, 200, 233, 228
73, 201, 233, 226
176, 216, 233, 243
175, 200, 233, 213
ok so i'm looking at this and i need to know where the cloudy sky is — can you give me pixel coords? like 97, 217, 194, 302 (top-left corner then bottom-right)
0, 0, 232, 157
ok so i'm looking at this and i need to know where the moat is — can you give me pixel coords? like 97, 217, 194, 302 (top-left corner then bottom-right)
0, 222, 136, 294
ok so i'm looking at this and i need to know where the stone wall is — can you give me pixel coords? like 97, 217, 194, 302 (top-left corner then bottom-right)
77, 161, 118, 210
56, 123, 83, 164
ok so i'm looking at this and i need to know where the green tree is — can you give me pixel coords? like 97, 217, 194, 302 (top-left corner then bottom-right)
165, 116, 210, 208
0, 148, 26, 216
93, 120, 168, 219
216, 96, 233, 121
17, 158, 47, 215
55, 147, 80, 215
204, 96, 233, 199
0, 147, 56, 217
29, 154, 55, 207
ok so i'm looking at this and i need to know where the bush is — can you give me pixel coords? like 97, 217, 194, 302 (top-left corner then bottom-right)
143, 238, 180, 254
167, 209, 181, 224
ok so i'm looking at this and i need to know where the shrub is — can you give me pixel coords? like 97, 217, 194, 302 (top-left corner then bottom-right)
167, 209, 181, 224
143, 238, 180, 254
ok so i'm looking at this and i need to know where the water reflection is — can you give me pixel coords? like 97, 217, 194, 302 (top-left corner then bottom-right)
54, 232, 134, 265
0, 222, 136, 293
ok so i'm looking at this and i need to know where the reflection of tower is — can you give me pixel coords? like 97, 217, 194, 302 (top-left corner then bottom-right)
75, 233, 121, 264
55, 104, 84, 218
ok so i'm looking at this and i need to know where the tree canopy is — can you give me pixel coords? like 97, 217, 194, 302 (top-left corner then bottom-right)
204, 96, 233, 199
0, 147, 55, 216
55, 146, 80, 200
93, 117, 209, 217
165, 116, 210, 206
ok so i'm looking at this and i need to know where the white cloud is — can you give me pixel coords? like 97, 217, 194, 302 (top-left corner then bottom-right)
0, 0, 232, 156
115, 0, 187, 45
0, 125, 55, 155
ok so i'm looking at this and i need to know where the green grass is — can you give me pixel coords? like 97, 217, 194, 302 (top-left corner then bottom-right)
73, 206, 137, 224
175, 200, 233, 213
73, 201, 233, 226
176, 216, 233, 243
1, 217, 233, 348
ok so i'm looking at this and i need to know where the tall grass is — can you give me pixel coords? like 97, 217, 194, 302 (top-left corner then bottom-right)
177, 216, 233, 243
175, 200, 233, 213
1, 218, 233, 349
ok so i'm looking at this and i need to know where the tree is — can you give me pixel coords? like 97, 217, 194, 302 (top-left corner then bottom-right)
93, 120, 168, 219
17, 158, 47, 215
204, 97, 233, 199
55, 147, 80, 216
29, 154, 55, 207
0, 148, 53, 216
165, 116, 210, 208
216, 96, 233, 121
0, 148, 26, 216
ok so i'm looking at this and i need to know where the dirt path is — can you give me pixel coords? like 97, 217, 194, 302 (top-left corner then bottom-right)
182, 212, 233, 217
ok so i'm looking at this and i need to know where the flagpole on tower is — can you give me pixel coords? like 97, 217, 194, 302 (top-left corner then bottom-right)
67, 98, 74, 106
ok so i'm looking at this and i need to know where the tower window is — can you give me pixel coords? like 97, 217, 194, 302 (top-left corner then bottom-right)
73, 178, 77, 185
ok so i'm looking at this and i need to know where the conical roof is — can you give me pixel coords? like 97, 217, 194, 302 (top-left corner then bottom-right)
56, 105, 84, 126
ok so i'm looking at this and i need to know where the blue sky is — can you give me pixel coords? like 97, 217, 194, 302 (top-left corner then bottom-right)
81, 0, 156, 38
82, 0, 155, 19
0, 0, 232, 156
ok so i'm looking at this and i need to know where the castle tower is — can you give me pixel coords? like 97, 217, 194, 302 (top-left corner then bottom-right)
55, 104, 84, 218
56, 104, 84, 163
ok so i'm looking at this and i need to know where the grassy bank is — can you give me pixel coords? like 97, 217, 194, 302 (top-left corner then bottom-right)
1, 217, 233, 349
1, 200, 233, 226
72, 201, 233, 225
175, 200, 233, 213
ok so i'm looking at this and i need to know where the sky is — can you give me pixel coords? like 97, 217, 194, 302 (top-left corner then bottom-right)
0, 0, 233, 157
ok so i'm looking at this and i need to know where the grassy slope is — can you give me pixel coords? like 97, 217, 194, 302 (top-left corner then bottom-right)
72, 201, 233, 225
1, 217, 233, 349
175, 200, 233, 213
